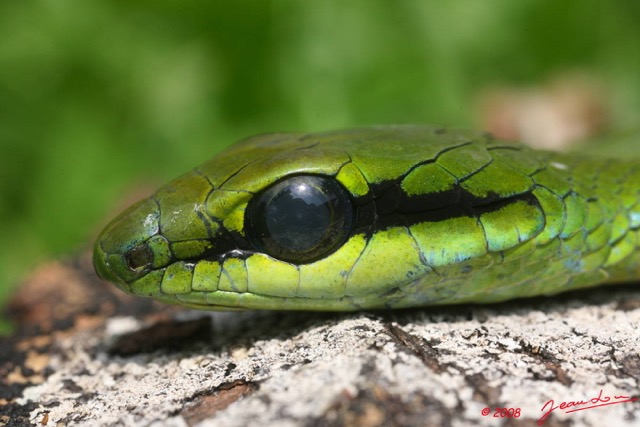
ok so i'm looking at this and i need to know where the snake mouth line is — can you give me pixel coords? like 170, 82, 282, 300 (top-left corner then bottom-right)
175, 302, 245, 311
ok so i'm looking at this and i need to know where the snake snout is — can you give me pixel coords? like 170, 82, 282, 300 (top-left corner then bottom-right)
93, 198, 161, 292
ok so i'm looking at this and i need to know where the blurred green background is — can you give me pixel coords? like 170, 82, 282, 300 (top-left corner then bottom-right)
1, 0, 639, 327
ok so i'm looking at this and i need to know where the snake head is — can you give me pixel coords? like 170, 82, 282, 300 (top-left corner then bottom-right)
93, 121, 409, 310
94, 126, 567, 311
92, 131, 363, 309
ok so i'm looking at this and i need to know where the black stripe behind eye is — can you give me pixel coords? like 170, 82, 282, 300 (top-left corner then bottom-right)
353, 181, 540, 236
181, 178, 540, 264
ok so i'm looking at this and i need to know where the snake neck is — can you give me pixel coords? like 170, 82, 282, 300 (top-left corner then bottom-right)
550, 152, 640, 282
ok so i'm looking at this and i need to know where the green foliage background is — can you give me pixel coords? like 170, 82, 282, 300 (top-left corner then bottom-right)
1, 1, 639, 323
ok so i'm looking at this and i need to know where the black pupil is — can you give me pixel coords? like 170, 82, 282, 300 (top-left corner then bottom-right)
265, 182, 330, 251
246, 175, 353, 264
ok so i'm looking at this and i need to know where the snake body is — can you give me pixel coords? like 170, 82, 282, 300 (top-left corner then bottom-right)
93, 125, 640, 310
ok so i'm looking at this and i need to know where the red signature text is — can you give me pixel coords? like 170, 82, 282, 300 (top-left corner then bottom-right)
538, 389, 638, 425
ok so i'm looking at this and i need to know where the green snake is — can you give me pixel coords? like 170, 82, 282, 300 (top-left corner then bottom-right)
93, 125, 640, 311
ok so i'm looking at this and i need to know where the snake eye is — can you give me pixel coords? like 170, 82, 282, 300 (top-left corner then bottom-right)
125, 243, 154, 272
245, 175, 354, 264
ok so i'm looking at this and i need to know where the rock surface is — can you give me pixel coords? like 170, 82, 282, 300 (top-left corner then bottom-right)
1, 251, 639, 427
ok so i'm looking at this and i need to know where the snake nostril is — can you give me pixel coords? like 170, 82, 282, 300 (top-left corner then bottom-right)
124, 243, 154, 272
